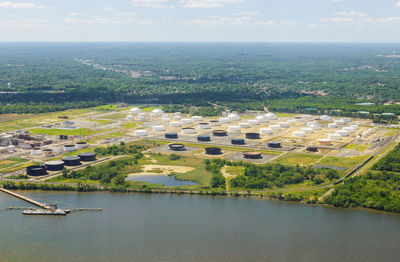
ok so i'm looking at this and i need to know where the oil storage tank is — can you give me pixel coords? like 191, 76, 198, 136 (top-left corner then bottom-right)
76, 142, 88, 149
267, 141, 281, 148
232, 138, 245, 145
169, 143, 186, 151
45, 161, 64, 171
197, 135, 211, 142
243, 151, 262, 159
26, 165, 47, 176
62, 156, 81, 166
245, 133, 260, 139
78, 152, 96, 162
213, 130, 227, 136
165, 132, 178, 139
205, 147, 222, 155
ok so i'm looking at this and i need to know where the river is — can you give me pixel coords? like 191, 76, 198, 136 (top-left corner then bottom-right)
1, 191, 400, 262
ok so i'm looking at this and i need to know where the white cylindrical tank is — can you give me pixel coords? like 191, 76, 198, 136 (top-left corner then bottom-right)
269, 125, 280, 130
239, 122, 250, 128
31, 149, 42, 155
278, 122, 289, 128
356, 136, 362, 142
307, 122, 316, 127
126, 115, 134, 120
256, 115, 268, 123
138, 112, 146, 121
301, 115, 312, 120
342, 127, 355, 133
248, 120, 259, 125
162, 117, 170, 122
294, 118, 304, 122
181, 119, 193, 125
135, 130, 148, 136
328, 133, 342, 140
336, 130, 349, 137
181, 128, 196, 134
293, 131, 306, 137
260, 128, 273, 134
63, 145, 75, 152
198, 123, 210, 129
310, 124, 321, 130
209, 121, 220, 127
173, 115, 181, 120
192, 116, 203, 122
350, 125, 359, 129
334, 120, 345, 126
151, 109, 164, 116
7, 145, 16, 152
228, 126, 241, 132
76, 142, 88, 149
328, 123, 337, 128
219, 117, 230, 124
228, 113, 240, 121
362, 129, 372, 137
130, 107, 141, 114
318, 139, 332, 145
301, 127, 313, 133
265, 113, 277, 120
320, 115, 331, 121
287, 119, 296, 125
341, 117, 352, 123
170, 121, 182, 127
53, 146, 62, 154
152, 125, 165, 132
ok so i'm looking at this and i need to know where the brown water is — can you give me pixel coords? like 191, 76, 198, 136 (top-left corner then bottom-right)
1, 191, 400, 262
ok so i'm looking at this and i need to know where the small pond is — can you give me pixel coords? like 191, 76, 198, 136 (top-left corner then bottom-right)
126, 174, 197, 186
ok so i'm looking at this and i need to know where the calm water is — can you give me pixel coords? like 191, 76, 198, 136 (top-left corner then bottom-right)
126, 174, 197, 186
1, 191, 400, 262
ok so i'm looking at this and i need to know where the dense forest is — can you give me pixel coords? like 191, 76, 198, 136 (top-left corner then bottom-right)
372, 143, 400, 172
1, 43, 400, 114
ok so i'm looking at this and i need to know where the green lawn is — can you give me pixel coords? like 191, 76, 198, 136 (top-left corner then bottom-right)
355, 144, 369, 151
30, 128, 102, 136
344, 143, 358, 150
273, 153, 323, 166
225, 166, 245, 176
123, 122, 142, 129
318, 155, 371, 168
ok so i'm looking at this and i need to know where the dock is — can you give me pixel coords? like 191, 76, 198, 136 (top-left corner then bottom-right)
0, 187, 51, 210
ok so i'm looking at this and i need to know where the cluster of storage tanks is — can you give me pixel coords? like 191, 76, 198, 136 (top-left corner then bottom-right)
29, 141, 89, 157
26, 152, 97, 176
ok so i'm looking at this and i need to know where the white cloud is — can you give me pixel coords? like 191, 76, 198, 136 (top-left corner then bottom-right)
104, 7, 114, 11
68, 12, 79, 16
130, 0, 169, 8
64, 16, 139, 25
396, 1, 400, 8
234, 11, 261, 16
0, 1, 49, 9
333, 11, 367, 17
185, 16, 287, 27
180, 0, 244, 8
0, 18, 50, 28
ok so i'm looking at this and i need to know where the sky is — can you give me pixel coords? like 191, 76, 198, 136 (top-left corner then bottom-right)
0, 0, 400, 42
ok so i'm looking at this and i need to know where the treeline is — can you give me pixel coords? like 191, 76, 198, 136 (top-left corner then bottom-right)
0, 101, 103, 114
94, 142, 147, 156
2, 181, 97, 192
204, 159, 226, 188
62, 156, 142, 185
205, 159, 339, 190
372, 143, 400, 172
266, 96, 399, 123
325, 171, 400, 213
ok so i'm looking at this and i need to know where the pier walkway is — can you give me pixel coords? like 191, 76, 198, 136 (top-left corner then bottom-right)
0, 187, 51, 209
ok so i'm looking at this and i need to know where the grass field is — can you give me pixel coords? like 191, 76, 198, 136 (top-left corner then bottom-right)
225, 166, 245, 176
123, 122, 142, 129
273, 153, 323, 166
355, 144, 369, 151
85, 119, 113, 125
318, 155, 371, 168
30, 128, 102, 136
0, 158, 28, 170
344, 143, 359, 150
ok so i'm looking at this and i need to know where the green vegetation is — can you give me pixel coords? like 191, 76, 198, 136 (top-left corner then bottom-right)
344, 143, 358, 150
94, 142, 147, 156
325, 171, 400, 213
273, 153, 323, 166
123, 122, 141, 129
372, 142, 400, 172
225, 166, 245, 176
0, 158, 28, 170
318, 155, 370, 168
30, 128, 101, 136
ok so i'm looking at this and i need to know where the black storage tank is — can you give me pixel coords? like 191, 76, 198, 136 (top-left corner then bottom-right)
245, 132, 260, 139
59, 135, 68, 140
213, 130, 227, 136
205, 147, 222, 155
306, 146, 318, 152
45, 161, 64, 171
231, 138, 245, 145
168, 143, 186, 151
197, 135, 211, 142
26, 165, 47, 176
78, 152, 96, 162
165, 132, 178, 139
62, 156, 81, 166
243, 151, 262, 159
267, 141, 281, 148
